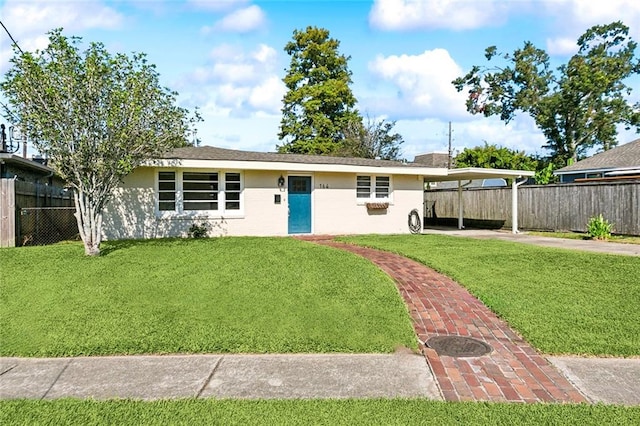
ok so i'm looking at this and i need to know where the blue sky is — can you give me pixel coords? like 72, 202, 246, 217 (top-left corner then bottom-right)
1, 0, 639, 160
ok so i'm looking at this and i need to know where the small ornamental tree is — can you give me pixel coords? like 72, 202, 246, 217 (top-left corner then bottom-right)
1, 29, 196, 256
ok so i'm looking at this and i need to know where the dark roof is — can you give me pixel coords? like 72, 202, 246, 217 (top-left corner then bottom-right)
0, 153, 54, 174
162, 146, 429, 169
414, 152, 450, 168
556, 139, 640, 173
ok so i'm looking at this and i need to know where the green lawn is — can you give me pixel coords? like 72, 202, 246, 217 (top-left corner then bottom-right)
339, 234, 640, 357
0, 238, 416, 357
2, 399, 639, 425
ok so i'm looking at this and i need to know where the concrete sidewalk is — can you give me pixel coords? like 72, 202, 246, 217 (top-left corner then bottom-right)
422, 227, 640, 256
549, 357, 640, 406
0, 353, 440, 401
2, 354, 639, 404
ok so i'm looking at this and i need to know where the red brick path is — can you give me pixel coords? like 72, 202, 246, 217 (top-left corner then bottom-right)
304, 237, 587, 403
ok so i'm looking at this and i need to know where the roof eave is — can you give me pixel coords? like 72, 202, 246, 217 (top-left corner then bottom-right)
433, 167, 535, 182
0, 153, 55, 174
143, 158, 449, 176
555, 165, 640, 175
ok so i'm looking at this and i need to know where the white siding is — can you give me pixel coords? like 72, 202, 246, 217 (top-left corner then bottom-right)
103, 167, 424, 240
313, 173, 423, 235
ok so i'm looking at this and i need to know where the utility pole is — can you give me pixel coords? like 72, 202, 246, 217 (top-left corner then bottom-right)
447, 121, 452, 168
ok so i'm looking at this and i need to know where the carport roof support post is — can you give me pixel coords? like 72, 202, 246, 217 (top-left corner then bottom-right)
458, 180, 464, 230
512, 177, 527, 234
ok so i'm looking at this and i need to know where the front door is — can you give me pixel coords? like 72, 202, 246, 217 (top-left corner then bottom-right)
288, 176, 311, 234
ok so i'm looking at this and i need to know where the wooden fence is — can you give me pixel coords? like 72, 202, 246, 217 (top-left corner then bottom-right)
0, 179, 76, 247
424, 180, 640, 236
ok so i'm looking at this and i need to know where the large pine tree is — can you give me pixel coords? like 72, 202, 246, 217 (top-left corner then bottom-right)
278, 26, 360, 155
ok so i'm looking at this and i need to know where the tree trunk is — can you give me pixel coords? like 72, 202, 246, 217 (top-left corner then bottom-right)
73, 189, 103, 256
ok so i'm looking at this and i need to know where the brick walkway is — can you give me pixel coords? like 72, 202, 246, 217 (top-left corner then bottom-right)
303, 237, 587, 403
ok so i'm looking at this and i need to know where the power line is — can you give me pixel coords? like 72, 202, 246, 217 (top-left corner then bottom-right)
0, 19, 24, 120
0, 19, 24, 54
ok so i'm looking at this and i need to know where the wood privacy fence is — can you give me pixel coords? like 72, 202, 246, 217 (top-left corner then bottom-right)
0, 179, 76, 247
424, 180, 640, 236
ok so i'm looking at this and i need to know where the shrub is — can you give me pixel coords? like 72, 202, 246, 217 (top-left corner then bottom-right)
187, 223, 208, 239
587, 214, 613, 240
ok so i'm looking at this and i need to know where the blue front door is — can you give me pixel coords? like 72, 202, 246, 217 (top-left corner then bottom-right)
288, 176, 311, 234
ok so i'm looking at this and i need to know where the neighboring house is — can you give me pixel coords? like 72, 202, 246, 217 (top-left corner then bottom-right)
413, 152, 451, 168
0, 153, 73, 247
103, 146, 534, 240
554, 138, 640, 183
0, 153, 58, 185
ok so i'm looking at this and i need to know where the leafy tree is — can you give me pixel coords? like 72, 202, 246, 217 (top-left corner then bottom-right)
1, 29, 196, 256
338, 114, 404, 160
452, 21, 640, 166
533, 162, 558, 185
278, 26, 360, 155
454, 142, 537, 171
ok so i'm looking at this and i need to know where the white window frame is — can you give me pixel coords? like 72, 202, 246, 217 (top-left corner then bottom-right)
156, 169, 244, 217
356, 174, 393, 204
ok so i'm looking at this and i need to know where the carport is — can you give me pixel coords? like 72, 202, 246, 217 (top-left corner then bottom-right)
424, 168, 535, 233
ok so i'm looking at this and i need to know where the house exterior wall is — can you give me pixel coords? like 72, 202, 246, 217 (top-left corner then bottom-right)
103, 167, 424, 240
313, 172, 423, 235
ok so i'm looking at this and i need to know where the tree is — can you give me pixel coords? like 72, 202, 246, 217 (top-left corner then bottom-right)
278, 26, 360, 155
1, 29, 196, 256
452, 21, 640, 166
454, 142, 537, 171
338, 114, 404, 160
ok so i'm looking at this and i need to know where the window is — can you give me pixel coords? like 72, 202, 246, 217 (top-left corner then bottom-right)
375, 176, 390, 198
183, 172, 218, 211
158, 172, 176, 211
157, 171, 242, 215
225, 172, 241, 210
356, 175, 391, 201
356, 176, 371, 199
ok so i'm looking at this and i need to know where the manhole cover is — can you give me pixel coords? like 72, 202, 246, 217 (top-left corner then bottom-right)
426, 336, 492, 357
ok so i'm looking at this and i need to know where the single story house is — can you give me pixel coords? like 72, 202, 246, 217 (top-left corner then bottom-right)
554, 138, 640, 183
102, 146, 534, 240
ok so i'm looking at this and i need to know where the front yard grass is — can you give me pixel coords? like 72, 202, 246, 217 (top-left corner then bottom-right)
339, 234, 640, 357
0, 237, 416, 357
2, 399, 639, 425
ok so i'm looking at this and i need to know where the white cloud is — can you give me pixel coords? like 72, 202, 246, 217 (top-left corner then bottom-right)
189, 0, 249, 12
252, 44, 277, 64
453, 115, 547, 154
364, 48, 551, 157
369, 0, 511, 31
393, 113, 548, 161
194, 43, 278, 85
546, 37, 578, 56
550, 0, 640, 27
366, 48, 468, 120
180, 43, 285, 118
248, 76, 286, 113
542, 0, 640, 55
212, 5, 266, 33
0, 0, 124, 72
